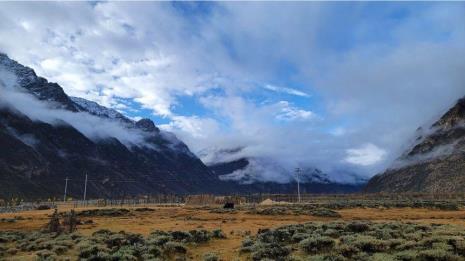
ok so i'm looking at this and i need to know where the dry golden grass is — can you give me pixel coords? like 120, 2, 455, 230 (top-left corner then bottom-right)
2, 205, 465, 260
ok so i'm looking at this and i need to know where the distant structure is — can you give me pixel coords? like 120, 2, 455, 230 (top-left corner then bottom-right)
295, 168, 301, 203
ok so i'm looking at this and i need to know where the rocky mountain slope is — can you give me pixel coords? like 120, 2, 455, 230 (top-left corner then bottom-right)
0, 53, 230, 199
365, 97, 465, 193
0, 53, 364, 199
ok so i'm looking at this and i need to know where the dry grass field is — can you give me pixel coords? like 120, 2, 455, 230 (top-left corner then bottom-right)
2, 201, 465, 260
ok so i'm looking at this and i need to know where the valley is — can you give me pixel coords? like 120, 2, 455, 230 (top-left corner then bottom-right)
2, 196, 465, 260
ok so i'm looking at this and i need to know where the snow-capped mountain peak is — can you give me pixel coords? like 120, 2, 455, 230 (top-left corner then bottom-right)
71, 96, 127, 122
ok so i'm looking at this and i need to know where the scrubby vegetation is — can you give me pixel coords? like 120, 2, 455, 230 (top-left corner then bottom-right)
76, 208, 132, 217
309, 208, 342, 218
0, 228, 226, 260
300, 199, 462, 211
240, 221, 465, 260
244, 205, 343, 217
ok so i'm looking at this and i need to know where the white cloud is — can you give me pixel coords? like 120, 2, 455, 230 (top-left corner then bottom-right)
275, 101, 315, 122
0, 2, 464, 182
264, 84, 310, 97
159, 115, 220, 139
345, 143, 387, 166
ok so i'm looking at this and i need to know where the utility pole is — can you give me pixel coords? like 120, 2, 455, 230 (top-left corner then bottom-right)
83, 173, 88, 202
295, 168, 301, 203
63, 177, 69, 202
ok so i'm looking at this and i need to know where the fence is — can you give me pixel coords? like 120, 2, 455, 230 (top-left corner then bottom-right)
2, 192, 465, 213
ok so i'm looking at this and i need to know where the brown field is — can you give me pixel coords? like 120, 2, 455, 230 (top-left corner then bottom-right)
2, 204, 465, 260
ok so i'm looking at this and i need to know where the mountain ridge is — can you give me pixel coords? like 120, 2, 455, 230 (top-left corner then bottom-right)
0, 53, 363, 198
365, 96, 465, 193
0, 53, 229, 199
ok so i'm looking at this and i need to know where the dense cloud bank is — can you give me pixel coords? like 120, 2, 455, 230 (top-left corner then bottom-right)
0, 2, 464, 182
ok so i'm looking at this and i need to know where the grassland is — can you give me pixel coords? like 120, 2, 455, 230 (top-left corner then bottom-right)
1, 199, 465, 260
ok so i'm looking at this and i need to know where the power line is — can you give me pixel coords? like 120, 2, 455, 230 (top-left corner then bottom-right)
63, 177, 69, 202
295, 168, 301, 203
83, 173, 88, 201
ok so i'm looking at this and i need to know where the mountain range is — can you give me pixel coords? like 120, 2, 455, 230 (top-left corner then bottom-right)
0, 53, 362, 199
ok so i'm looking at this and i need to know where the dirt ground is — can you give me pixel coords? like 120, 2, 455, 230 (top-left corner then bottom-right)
2, 205, 465, 260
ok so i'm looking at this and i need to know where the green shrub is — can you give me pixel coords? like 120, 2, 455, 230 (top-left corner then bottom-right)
170, 231, 192, 242
336, 244, 360, 258
370, 253, 396, 261
395, 241, 418, 251
434, 202, 459, 211
323, 228, 340, 238
111, 245, 144, 260
305, 254, 346, 261
148, 235, 172, 246
163, 241, 187, 255
78, 208, 131, 217
403, 232, 424, 241
250, 243, 290, 261
395, 250, 418, 261
203, 252, 219, 261
211, 229, 226, 239
448, 238, 465, 255
6, 247, 18, 255
240, 236, 255, 252
189, 229, 211, 243
35, 249, 56, 260
351, 236, 389, 253
78, 243, 110, 258
0, 218, 16, 223
256, 228, 292, 244
291, 232, 310, 243
51, 245, 68, 255
346, 222, 370, 233
134, 207, 155, 212
148, 245, 162, 257
299, 236, 335, 254
418, 248, 461, 261
310, 209, 342, 218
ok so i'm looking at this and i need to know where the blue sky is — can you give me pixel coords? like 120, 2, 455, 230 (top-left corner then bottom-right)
0, 2, 464, 182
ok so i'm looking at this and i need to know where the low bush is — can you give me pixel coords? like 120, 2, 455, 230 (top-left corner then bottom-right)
249, 207, 289, 215
346, 222, 371, 233
36, 205, 52, 210
78, 243, 110, 258
35, 249, 56, 259
250, 242, 291, 261
134, 207, 155, 212
148, 234, 172, 247
0, 218, 16, 223
203, 252, 219, 261
170, 230, 192, 242
77, 208, 132, 217
211, 229, 226, 239
310, 208, 342, 218
163, 241, 187, 255
418, 248, 461, 261
189, 229, 211, 243
299, 236, 335, 254
4, 219, 465, 260
351, 236, 390, 253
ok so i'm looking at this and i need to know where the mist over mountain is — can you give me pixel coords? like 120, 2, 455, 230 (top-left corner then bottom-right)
1, 2, 464, 190
0, 53, 363, 198
0, 53, 230, 198
365, 97, 465, 193
203, 147, 365, 194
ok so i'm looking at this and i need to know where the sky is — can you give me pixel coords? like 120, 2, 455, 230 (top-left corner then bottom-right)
0, 2, 464, 182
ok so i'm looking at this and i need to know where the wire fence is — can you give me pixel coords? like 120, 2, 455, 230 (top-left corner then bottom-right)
2, 192, 465, 213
